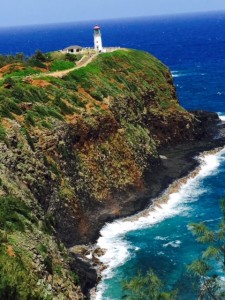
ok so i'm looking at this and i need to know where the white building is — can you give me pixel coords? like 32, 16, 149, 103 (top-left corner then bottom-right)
63, 45, 83, 54
94, 25, 103, 52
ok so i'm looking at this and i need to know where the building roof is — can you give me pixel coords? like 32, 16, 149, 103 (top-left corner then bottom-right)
63, 45, 83, 51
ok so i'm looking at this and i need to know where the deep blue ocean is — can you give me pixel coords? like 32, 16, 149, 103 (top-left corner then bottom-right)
1, 11, 225, 299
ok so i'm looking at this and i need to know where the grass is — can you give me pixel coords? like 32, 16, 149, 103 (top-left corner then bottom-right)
0, 49, 180, 133
0, 125, 6, 141
0, 195, 54, 299
0, 195, 36, 232
5, 67, 40, 78
0, 247, 48, 300
50, 60, 74, 72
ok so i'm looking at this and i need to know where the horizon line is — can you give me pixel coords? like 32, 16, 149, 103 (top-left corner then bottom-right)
1, 9, 225, 30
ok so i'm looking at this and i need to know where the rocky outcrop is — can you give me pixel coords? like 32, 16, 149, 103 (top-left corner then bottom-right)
0, 49, 224, 298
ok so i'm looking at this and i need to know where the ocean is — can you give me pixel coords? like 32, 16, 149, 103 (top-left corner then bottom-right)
1, 11, 225, 299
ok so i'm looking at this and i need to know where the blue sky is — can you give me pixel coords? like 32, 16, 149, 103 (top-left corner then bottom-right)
1, 0, 225, 27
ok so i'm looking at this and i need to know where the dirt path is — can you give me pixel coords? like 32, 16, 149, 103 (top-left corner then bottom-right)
39, 54, 98, 78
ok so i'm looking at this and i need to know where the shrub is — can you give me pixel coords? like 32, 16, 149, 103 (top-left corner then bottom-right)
32, 50, 47, 62
65, 53, 78, 62
7, 67, 39, 78
34, 105, 49, 117
25, 112, 35, 126
27, 86, 48, 103
50, 60, 74, 72
21, 127, 35, 151
48, 108, 64, 120
41, 121, 52, 129
6, 99, 23, 115
0, 195, 33, 232
11, 86, 26, 101
63, 80, 78, 91
0, 246, 46, 300
0, 125, 6, 141
71, 271, 79, 284
3, 77, 16, 88
49, 161, 60, 176
54, 94, 74, 115
89, 90, 103, 101
0, 106, 12, 118
43, 256, 53, 275
54, 265, 63, 276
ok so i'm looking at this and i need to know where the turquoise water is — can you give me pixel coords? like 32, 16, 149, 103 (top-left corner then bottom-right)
95, 151, 225, 299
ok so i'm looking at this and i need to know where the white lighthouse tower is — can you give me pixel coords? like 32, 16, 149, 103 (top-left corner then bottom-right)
94, 25, 103, 52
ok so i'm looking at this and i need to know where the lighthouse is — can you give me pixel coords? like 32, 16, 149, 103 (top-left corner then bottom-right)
94, 25, 103, 52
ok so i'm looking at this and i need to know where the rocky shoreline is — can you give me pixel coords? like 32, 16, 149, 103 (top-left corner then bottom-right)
73, 112, 225, 299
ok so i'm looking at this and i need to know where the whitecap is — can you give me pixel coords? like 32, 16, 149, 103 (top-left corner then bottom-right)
163, 240, 181, 248
155, 236, 169, 241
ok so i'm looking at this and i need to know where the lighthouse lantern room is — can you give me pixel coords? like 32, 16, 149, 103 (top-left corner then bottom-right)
94, 25, 103, 52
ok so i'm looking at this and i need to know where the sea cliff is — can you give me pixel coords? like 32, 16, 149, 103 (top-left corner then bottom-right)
0, 49, 224, 299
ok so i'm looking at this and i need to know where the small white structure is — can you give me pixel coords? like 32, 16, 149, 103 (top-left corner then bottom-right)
94, 25, 103, 52
63, 45, 83, 54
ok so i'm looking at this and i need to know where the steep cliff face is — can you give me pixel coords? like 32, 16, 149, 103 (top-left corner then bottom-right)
0, 49, 220, 298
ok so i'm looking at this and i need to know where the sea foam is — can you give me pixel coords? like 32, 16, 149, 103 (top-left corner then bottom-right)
91, 148, 225, 300
218, 113, 225, 122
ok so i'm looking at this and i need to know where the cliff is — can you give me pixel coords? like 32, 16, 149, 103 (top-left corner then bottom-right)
0, 49, 222, 299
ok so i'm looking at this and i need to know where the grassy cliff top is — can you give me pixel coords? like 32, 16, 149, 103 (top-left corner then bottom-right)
0, 49, 184, 135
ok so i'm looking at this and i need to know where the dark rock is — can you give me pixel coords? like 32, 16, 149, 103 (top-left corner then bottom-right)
70, 253, 97, 298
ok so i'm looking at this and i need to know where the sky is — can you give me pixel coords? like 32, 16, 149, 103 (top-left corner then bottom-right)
1, 0, 225, 27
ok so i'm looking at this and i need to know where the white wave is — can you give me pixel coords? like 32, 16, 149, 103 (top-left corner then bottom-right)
171, 70, 182, 78
172, 74, 181, 78
155, 236, 169, 241
172, 72, 206, 78
203, 217, 222, 224
163, 240, 181, 248
218, 112, 225, 122
92, 148, 225, 300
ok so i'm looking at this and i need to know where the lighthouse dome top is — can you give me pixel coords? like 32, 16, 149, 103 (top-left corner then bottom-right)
94, 25, 100, 30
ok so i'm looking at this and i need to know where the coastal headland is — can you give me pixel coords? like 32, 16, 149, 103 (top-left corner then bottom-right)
0, 49, 225, 299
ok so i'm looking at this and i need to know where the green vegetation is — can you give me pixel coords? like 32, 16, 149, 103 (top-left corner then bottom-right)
0, 50, 80, 80
0, 53, 26, 68
0, 195, 47, 299
0, 49, 181, 132
0, 250, 49, 300
70, 271, 80, 285
0, 195, 35, 232
0, 193, 80, 299
188, 198, 225, 299
0, 48, 196, 299
0, 124, 6, 141
123, 269, 177, 300
50, 60, 74, 72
